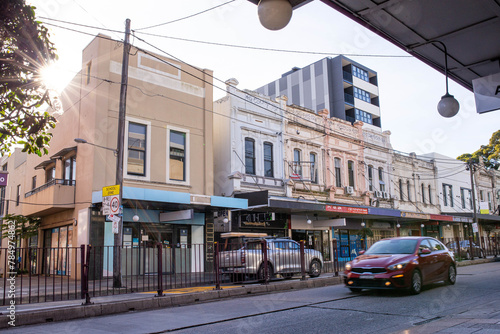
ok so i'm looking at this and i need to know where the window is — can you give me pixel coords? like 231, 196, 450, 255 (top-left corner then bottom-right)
488, 192, 492, 210
428, 185, 432, 204
310, 153, 317, 183
16, 185, 20, 206
399, 179, 404, 200
169, 130, 186, 181
334, 158, 342, 187
348, 160, 355, 188
407, 180, 411, 202
46, 166, 55, 183
421, 184, 426, 204
86, 61, 91, 85
368, 165, 373, 191
63, 156, 76, 185
245, 138, 255, 175
353, 87, 371, 103
378, 167, 385, 191
354, 109, 372, 124
352, 65, 369, 82
479, 190, 484, 201
0, 164, 7, 216
460, 188, 472, 209
32, 176, 37, 190
127, 122, 147, 176
264, 142, 274, 178
293, 149, 302, 177
443, 184, 453, 207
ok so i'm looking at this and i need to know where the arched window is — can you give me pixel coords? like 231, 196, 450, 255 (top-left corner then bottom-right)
310, 152, 317, 183
293, 149, 302, 177
244, 138, 255, 175
334, 158, 342, 187
428, 185, 432, 204
264, 142, 274, 177
378, 167, 385, 191
421, 183, 426, 204
348, 160, 355, 188
368, 165, 373, 191
407, 180, 411, 202
399, 179, 404, 201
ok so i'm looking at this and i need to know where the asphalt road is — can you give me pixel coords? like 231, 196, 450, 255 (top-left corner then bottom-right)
7, 261, 500, 334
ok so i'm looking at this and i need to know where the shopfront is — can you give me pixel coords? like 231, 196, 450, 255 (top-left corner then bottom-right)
230, 211, 289, 238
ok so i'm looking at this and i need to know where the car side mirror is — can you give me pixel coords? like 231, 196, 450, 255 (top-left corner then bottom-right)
359, 250, 365, 255
420, 248, 431, 255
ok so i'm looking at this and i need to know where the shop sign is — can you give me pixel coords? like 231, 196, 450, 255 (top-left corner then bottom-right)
325, 205, 368, 215
401, 211, 430, 219
238, 212, 287, 229
451, 216, 472, 223
0, 172, 8, 187
431, 214, 454, 222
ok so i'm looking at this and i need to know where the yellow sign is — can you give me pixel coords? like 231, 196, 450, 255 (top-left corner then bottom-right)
103, 185, 120, 197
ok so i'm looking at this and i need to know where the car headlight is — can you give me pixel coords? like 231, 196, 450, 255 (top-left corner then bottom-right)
345, 262, 352, 271
387, 261, 409, 271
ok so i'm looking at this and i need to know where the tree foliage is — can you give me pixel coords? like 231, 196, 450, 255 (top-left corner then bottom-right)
0, 0, 58, 156
457, 130, 500, 170
1, 213, 41, 240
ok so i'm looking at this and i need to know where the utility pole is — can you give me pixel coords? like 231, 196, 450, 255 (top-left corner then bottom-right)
468, 160, 480, 248
114, 18, 131, 289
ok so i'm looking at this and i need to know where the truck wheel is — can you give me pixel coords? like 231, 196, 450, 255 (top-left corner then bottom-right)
258, 263, 272, 282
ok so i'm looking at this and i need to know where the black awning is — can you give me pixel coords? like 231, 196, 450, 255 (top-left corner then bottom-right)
50, 146, 77, 160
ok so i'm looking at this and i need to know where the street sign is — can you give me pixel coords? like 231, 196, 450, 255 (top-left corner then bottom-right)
110, 196, 120, 215
107, 214, 121, 222
0, 172, 8, 187
112, 221, 119, 234
102, 196, 111, 215
103, 185, 120, 197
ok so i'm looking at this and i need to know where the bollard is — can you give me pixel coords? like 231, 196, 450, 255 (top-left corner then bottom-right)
214, 242, 221, 290
261, 239, 269, 285
157, 243, 163, 297
469, 236, 475, 260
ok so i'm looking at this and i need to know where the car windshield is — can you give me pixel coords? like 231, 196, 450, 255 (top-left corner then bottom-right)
365, 239, 418, 255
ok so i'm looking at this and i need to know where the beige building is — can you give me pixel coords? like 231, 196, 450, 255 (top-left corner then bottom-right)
0, 35, 246, 278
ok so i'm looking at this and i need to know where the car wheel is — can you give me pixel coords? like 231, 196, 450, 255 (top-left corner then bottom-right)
258, 263, 273, 282
309, 259, 322, 278
409, 270, 422, 295
465, 251, 471, 260
349, 288, 362, 293
480, 250, 485, 258
447, 265, 456, 285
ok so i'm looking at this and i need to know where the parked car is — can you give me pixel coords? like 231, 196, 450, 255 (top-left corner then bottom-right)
344, 237, 456, 294
445, 240, 484, 259
218, 236, 323, 282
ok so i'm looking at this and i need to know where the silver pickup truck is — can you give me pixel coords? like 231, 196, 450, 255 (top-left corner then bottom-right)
218, 237, 323, 282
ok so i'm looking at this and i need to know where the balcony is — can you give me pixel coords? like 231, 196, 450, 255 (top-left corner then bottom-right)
24, 179, 76, 216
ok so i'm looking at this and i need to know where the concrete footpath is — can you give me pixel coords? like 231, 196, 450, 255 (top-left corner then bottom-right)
0, 257, 496, 330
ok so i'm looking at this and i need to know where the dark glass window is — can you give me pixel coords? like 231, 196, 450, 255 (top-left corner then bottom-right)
170, 131, 186, 181
354, 109, 372, 124
310, 153, 317, 183
378, 167, 385, 191
293, 149, 302, 177
353, 87, 371, 103
63, 156, 76, 185
368, 165, 373, 191
348, 160, 355, 188
264, 142, 274, 178
334, 158, 342, 188
352, 65, 369, 82
245, 138, 255, 175
127, 122, 146, 176
399, 179, 404, 201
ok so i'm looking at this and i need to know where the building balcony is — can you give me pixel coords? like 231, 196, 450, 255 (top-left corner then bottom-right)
24, 179, 76, 216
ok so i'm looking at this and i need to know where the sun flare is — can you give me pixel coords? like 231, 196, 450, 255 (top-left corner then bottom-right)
40, 62, 68, 92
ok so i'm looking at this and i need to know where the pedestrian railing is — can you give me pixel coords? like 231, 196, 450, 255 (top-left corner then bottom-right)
0, 236, 497, 306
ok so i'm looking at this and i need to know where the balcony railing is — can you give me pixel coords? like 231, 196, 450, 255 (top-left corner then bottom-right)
344, 93, 354, 105
25, 179, 76, 198
343, 71, 353, 83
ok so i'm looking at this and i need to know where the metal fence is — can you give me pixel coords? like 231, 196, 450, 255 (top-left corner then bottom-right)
0, 236, 498, 306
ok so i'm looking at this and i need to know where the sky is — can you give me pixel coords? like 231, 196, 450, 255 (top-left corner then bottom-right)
29, 0, 500, 159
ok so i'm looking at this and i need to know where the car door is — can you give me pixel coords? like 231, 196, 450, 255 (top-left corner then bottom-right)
428, 239, 449, 280
418, 239, 436, 283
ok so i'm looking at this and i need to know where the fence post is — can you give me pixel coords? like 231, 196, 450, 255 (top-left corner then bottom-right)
332, 239, 339, 277
156, 243, 163, 297
214, 242, 221, 290
469, 236, 475, 260
300, 240, 306, 281
494, 236, 498, 258
455, 237, 460, 259
80, 245, 91, 305
261, 239, 268, 285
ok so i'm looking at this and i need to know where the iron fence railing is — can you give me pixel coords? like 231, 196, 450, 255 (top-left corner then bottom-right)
0, 236, 497, 305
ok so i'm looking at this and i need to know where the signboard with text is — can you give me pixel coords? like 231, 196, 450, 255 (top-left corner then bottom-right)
103, 185, 120, 197
0, 172, 8, 187
325, 205, 368, 215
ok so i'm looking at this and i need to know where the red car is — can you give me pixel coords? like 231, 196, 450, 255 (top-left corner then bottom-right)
344, 237, 456, 294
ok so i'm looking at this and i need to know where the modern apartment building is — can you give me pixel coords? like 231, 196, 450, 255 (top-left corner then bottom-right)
255, 56, 381, 130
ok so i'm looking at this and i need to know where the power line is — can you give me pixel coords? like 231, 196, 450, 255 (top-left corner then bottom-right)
135, 0, 236, 31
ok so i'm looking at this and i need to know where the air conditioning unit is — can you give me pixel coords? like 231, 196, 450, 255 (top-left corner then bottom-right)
374, 190, 382, 198
382, 192, 390, 199
345, 186, 354, 194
